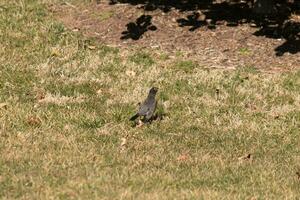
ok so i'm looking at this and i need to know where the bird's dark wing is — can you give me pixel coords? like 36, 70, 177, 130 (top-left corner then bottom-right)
130, 113, 139, 121
145, 100, 157, 120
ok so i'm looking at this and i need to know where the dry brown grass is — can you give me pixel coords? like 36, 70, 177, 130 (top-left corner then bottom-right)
0, 0, 299, 199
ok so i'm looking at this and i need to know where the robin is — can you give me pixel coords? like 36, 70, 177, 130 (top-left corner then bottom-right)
130, 87, 158, 122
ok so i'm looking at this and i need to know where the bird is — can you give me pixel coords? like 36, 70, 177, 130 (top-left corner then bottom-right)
130, 87, 158, 122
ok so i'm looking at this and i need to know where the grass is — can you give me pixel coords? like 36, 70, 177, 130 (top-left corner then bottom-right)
97, 11, 114, 21
0, 0, 300, 199
238, 47, 251, 55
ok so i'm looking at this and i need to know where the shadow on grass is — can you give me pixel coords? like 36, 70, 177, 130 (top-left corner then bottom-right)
113, 0, 300, 55
121, 14, 157, 40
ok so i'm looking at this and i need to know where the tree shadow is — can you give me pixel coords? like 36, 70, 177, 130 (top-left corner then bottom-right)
275, 39, 300, 56
121, 14, 157, 40
113, 0, 300, 55
176, 2, 252, 31
110, 0, 214, 12
177, 12, 208, 31
254, 20, 300, 56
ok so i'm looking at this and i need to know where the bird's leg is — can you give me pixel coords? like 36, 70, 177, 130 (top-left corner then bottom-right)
136, 118, 144, 127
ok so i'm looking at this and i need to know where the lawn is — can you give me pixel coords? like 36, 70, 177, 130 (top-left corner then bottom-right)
0, 0, 299, 199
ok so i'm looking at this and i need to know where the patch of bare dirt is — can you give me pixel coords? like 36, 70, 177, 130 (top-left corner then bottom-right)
49, 1, 300, 72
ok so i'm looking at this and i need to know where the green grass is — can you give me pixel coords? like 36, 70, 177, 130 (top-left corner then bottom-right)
238, 47, 251, 55
0, 0, 300, 199
93, 11, 114, 21
129, 51, 155, 67
173, 60, 198, 73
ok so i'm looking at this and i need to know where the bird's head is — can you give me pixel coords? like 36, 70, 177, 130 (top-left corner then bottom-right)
149, 87, 158, 95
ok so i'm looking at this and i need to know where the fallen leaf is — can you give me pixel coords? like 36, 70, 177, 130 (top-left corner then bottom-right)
238, 153, 252, 161
87, 45, 96, 50
51, 49, 60, 57
35, 90, 46, 100
120, 138, 127, 147
27, 116, 41, 126
120, 137, 127, 152
96, 89, 102, 95
177, 153, 190, 162
274, 115, 280, 119
72, 27, 80, 32
125, 70, 136, 77
0, 103, 8, 109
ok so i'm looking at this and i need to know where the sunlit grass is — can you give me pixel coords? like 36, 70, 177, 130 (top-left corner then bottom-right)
0, 0, 299, 199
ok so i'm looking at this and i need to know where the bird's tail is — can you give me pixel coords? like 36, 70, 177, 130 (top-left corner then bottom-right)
130, 113, 139, 121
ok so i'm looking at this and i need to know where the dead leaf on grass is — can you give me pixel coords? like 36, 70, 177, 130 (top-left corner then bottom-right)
0, 103, 8, 109
72, 27, 80, 32
26, 116, 41, 126
125, 70, 136, 77
87, 45, 96, 50
177, 153, 190, 162
120, 137, 127, 152
96, 89, 102, 95
35, 90, 46, 100
238, 153, 252, 161
50, 49, 61, 57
